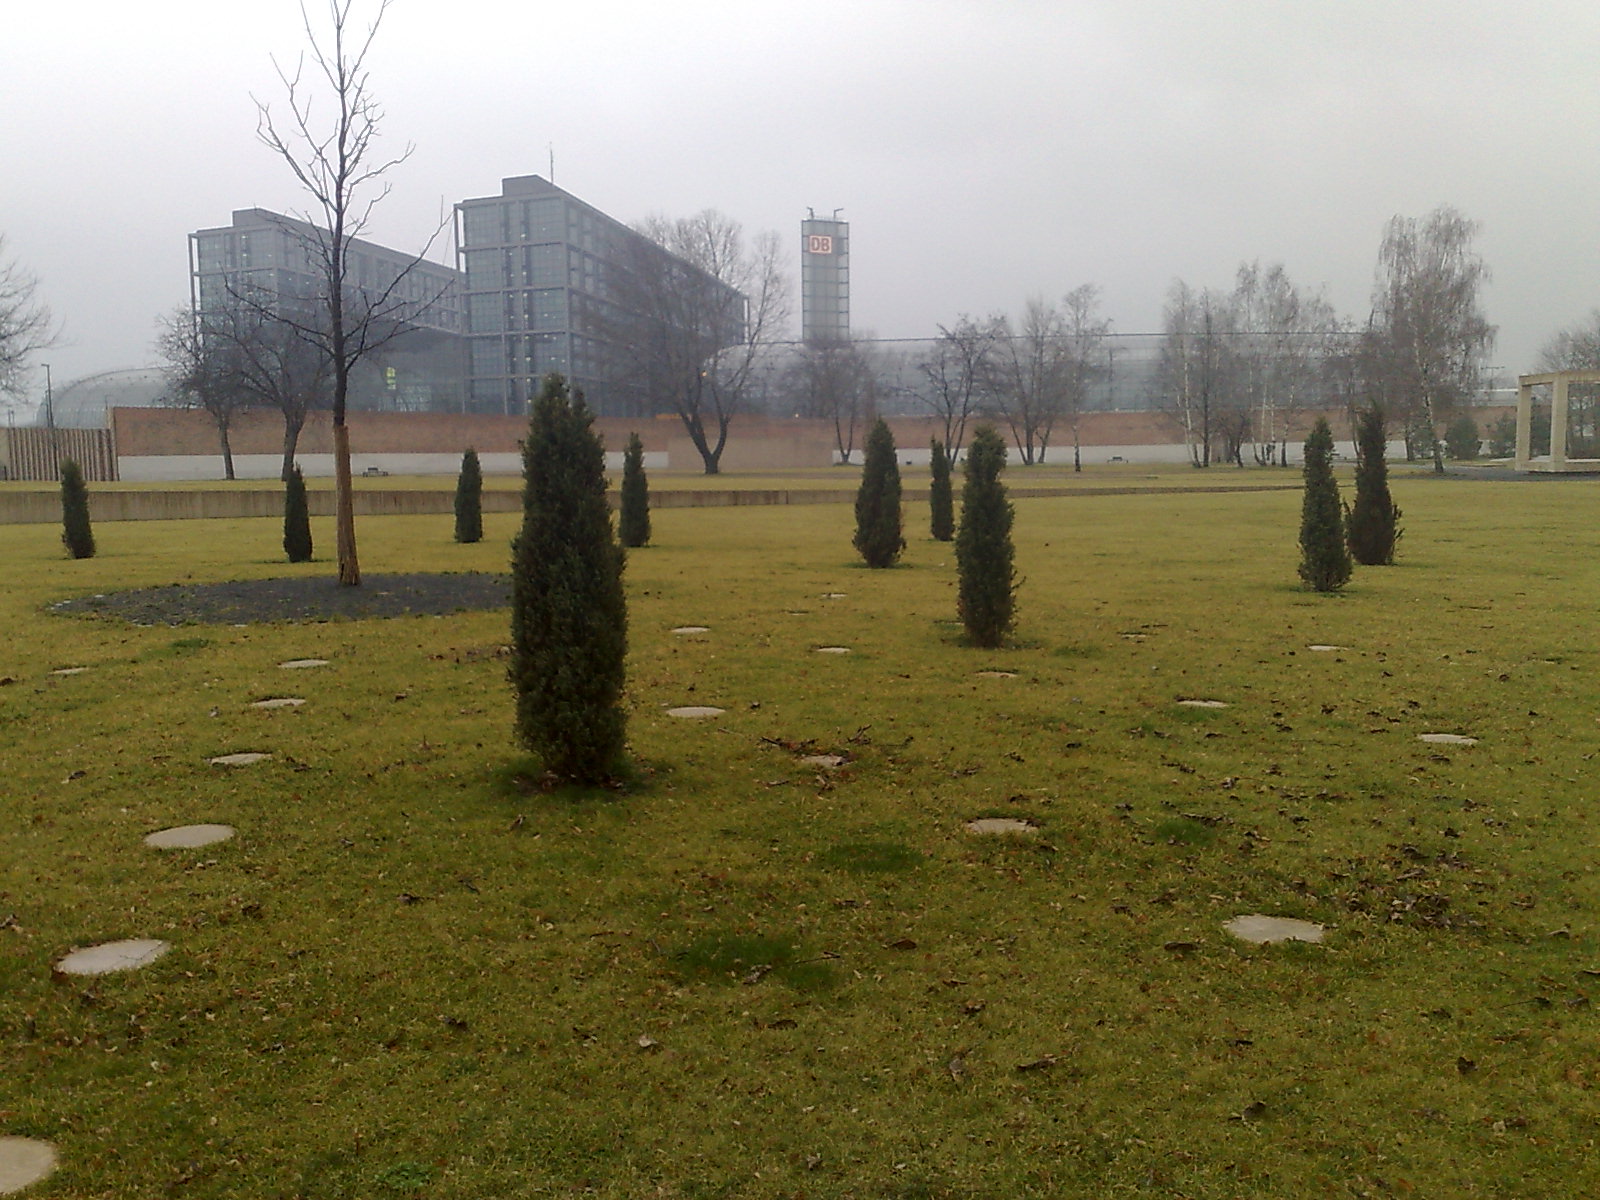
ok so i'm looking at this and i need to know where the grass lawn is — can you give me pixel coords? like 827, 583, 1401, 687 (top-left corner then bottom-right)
3, 472, 1600, 1197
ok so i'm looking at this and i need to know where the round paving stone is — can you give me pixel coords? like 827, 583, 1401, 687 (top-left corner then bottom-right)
51, 667, 89, 676
1177, 699, 1229, 709
1307, 644, 1346, 652
144, 824, 235, 850
815, 646, 851, 655
667, 706, 724, 718
670, 626, 710, 635
54, 938, 170, 977
209, 752, 271, 767
1223, 914, 1325, 945
821, 592, 847, 599
975, 671, 1016, 679
277, 658, 328, 669
965, 817, 1039, 835
0, 1137, 58, 1195
799, 754, 846, 769
1418, 733, 1477, 746
251, 697, 304, 709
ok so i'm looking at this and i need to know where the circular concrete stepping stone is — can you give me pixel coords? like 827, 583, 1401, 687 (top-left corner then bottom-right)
965, 817, 1039, 835
975, 670, 1016, 679
1223, 914, 1325, 945
1177, 699, 1229, 709
667, 706, 724, 718
1307, 644, 1346, 652
799, 754, 846, 769
51, 667, 90, 676
0, 1137, 57, 1194
1418, 733, 1477, 746
815, 646, 851, 655
144, 824, 235, 850
54, 938, 170, 977
670, 626, 710, 635
821, 592, 847, 599
209, 752, 271, 767
277, 658, 328, 669
251, 697, 304, 709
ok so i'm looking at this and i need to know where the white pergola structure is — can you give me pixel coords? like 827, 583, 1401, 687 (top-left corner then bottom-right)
1516, 370, 1600, 472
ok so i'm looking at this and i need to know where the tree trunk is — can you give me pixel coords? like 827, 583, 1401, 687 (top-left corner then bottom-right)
333, 421, 361, 585
281, 418, 305, 483
219, 421, 236, 481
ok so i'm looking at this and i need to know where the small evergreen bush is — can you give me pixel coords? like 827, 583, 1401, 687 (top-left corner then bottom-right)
955, 425, 1016, 646
509, 374, 628, 785
1444, 414, 1482, 461
59, 459, 95, 560
1345, 405, 1402, 566
929, 438, 954, 542
1298, 418, 1352, 591
454, 448, 483, 544
853, 419, 905, 568
619, 431, 651, 548
283, 464, 313, 562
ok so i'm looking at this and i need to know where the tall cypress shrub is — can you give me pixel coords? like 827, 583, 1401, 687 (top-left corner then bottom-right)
956, 425, 1016, 647
853, 419, 905, 568
619, 431, 651, 548
59, 459, 95, 560
929, 438, 954, 542
1345, 405, 1402, 565
454, 448, 483, 544
283, 464, 313, 563
1298, 417, 1352, 592
509, 374, 628, 784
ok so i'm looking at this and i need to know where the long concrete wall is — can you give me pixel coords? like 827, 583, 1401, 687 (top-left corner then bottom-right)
0, 481, 1310, 526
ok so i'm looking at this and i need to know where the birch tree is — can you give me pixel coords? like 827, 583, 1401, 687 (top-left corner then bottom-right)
1368, 206, 1495, 474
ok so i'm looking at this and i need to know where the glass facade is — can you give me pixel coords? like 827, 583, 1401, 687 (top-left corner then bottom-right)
455, 174, 746, 418
189, 208, 465, 412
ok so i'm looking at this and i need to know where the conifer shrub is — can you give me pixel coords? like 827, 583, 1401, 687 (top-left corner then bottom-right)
853, 419, 905, 568
509, 374, 628, 785
59, 459, 95, 560
619, 431, 651, 548
453, 448, 483, 544
955, 425, 1016, 646
283, 464, 313, 562
1345, 405, 1402, 566
1298, 417, 1352, 591
929, 438, 954, 542
1444, 414, 1482, 461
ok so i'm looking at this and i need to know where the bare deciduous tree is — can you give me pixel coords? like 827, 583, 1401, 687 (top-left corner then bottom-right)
917, 316, 998, 465
255, 0, 434, 584
1368, 205, 1495, 474
788, 337, 882, 464
1158, 281, 1237, 468
155, 307, 253, 480
611, 212, 789, 475
986, 299, 1069, 465
0, 236, 55, 402
1059, 284, 1111, 472
1231, 262, 1338, 467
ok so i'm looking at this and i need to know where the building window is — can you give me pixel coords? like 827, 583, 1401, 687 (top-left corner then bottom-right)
463, 205, 502, 248
467, 293, 502, 333
530, 289, 566, 331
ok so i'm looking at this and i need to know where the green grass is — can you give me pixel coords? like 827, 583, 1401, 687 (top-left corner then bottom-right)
4, 473, 1600, 1197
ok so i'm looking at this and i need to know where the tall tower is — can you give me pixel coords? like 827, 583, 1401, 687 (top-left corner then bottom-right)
800, 212, 849, 344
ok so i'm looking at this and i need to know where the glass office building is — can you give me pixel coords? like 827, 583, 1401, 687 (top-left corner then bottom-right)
455, 175, 747, 417
189, 209, 465, 412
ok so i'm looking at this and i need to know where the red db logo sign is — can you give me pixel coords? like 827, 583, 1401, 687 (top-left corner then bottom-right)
807, 235, 834, 254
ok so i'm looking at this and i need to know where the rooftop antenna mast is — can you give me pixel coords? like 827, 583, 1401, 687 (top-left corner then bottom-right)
548, 143, 555, 184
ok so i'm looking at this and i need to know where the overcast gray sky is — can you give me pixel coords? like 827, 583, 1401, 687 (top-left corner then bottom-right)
5, 0, 1598, 405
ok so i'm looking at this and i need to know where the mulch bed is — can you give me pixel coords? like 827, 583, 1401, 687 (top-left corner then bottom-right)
50, 573, 511, 626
